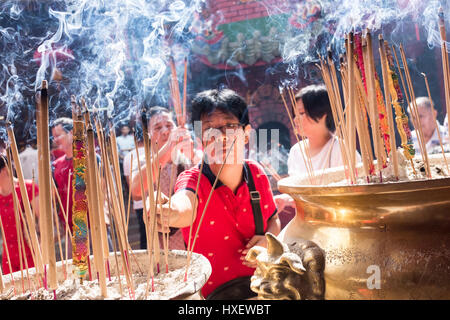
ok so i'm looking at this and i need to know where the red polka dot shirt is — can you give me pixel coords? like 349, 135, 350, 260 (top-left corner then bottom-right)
174, 159, 277, 298
52, 155, 74, 232
0, 181, 38, 274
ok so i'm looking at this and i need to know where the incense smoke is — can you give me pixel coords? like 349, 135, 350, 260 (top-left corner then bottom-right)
259, 0, 450, 89
0, 0, 203, 142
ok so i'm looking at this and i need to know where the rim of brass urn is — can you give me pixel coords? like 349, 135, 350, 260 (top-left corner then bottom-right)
278, 175, 450, 196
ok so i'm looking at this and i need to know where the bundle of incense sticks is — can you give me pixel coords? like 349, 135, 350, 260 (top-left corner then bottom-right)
6, 126, 44, 283
71, 97, 90, 282
169, 56, 188, 127
6, 149, 27, 294
97, 122, 135, 297
378, 34, 399, 179
317, 29, 439, 183
279, 88, 317, 184
3, 90, 181, 299
3, 12, 450, 297
85, 112, 108, 297
140, 112, 164, 297
398, 43, 431, 177
35, 80, 58, 292
422, 73, 449, 171
184, 138, 237, 281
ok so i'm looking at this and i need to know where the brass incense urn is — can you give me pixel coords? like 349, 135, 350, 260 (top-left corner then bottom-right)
276, 155, 450, 300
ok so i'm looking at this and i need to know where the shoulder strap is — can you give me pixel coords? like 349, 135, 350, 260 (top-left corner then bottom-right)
244, 162, 265, 236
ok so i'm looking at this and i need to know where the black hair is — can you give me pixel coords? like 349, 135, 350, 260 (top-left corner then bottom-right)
119, 122, 131, 129
190, 88, 250, 127
148, 106, 172, 119
295, 84, 335, 132
51, 117, 73, 133
0, 154, 8, 171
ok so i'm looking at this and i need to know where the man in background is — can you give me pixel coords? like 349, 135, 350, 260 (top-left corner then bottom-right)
409, 97, 449, 154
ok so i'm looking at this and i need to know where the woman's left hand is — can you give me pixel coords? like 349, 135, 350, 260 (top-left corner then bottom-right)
240, 235, 267, 268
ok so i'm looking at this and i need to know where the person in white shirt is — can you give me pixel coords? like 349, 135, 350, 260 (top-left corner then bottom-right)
274, 84, 361, 212
123, 123, 147, 249
409, 97, 449, 155
19, 142, 39, 183
116, 124, 135, 162
444, 114, 449, 145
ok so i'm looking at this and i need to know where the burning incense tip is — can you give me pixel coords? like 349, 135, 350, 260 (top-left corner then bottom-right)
438, 7, 444, 22
44, 266, 48, 290
327, 49, 332, 59
107, 262, 111, 281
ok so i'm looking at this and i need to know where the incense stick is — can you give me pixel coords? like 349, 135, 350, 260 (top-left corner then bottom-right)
150, 164, 162, 275
0, 215, 15, 290
182, 57, 188, 126
350, 59, 372, 180
169, 56, 183, 126
280, 89, 315, 184
141, 113, 158, 295
164, 163, 177, 273
185, 137, 237, 278
51, 179, 73, 239
104, 181, 123, 297
422, 73, 449, 172
64, 170, 71, 264
184, 158, 204, 281
391, 45, 418, 175
0, 256, 3, 294
103, 137, 134, 295
260, 161, 282, 181
6, 151, 25, 293
132, 132, 154, 291
109, 127, 129, 245
36, 85, 47, 269
71, 97, 90, 282
346, 33, 358, 178
320, 54, 353, 182
86, 122, 108, 297
399, 44, 431, 177
151, 142, 161, 272
379, 35, 399, 179
365, 31, 385, 179
13, 176, 40, 292
51, 188, 66, 279
126, 154, 133, 234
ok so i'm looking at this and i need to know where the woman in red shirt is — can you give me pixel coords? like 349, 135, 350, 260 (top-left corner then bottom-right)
155, 89, 281, 299
0, 155, 39, 274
